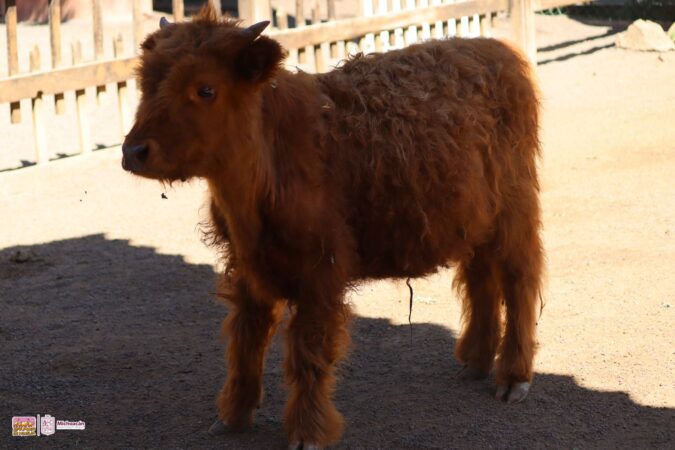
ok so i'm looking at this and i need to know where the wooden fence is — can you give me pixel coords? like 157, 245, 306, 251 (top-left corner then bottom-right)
0, 0, 582, 167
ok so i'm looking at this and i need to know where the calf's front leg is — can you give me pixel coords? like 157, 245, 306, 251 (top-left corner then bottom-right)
210, 279, 283, 433
284, 294, 351, 449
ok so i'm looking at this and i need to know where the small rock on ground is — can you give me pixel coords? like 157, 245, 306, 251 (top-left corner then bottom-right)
616, 19, 675, 52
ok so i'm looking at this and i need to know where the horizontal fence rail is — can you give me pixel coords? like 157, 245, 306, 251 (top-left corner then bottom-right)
269, 0, 507, 49
1, 0, 510, 104
0, 57, 138, 104
1, 0, 583, 169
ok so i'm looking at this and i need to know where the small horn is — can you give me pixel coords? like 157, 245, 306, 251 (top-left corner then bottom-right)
160, 17, 170, 29
243, 21, 270, 41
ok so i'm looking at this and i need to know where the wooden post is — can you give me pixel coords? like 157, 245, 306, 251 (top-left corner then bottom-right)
209, 0, 222, 18
510, 0, 536, 62
72, 41, 91, 155
49, 0, 65, 114
92, 0, 106, 103
114, 35, 131, 138
237, 0, 272, 25
252, 0, 272, 23
172, 0, 184, 22
132, 0, 144, 52
5, 1, 20, 123
30, 47, 48, 165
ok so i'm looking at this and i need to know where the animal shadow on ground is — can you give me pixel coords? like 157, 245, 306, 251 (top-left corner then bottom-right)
1, 235, 672, 449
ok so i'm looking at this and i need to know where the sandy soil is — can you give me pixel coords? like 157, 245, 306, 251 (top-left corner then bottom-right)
1, 14, 674, 450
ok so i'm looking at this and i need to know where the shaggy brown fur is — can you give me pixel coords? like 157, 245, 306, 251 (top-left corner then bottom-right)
122, 5, 543, 447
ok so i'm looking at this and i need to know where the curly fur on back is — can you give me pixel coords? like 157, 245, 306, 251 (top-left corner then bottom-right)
124, 5, 544, 447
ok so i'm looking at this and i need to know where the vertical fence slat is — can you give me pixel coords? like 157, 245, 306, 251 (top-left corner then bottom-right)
92, 0, 107, 103
331, 0, 345, 65
446, 0, 457, 37
209, 0, 222, 18
471, 13, 480, 37
432, 0, 443, 38
480, 13, 492, 38
511, 0, 536, 62
245, 0, 272, 23
311, 4, 330, 72
391, 0, 404, 49
288, 1, 299, 72
6, 1, 21, 123
288, 48, 300, 69
295, 0, 305, 26
277, 7, 288, 29
327, 0, 336, 20
172, 0, 184, 22
319, 31, 331, 70
312, 6, 324, 72
133, 0, 144, 51
295, 0, 316, 73
405, 0, 417, 45
362, 0, 375, 54
30, 47, 48, 164
114, 35, 131, 138
295, 0, 305, 71
460, 15, 470, 37
49, 0, 65, 114
419, 0, 431, 40
336, 40, 346, 62
375, 0, 388, 53
72, 41, 91, 155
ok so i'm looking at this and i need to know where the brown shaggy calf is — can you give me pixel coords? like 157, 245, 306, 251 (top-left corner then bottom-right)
122, 6, 543, 448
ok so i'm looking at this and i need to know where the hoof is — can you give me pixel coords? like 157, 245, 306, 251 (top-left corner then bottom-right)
457, 365, 490, 381
289, 441, 323, 450
495, 382, 530, 403
208, 419, 229, 436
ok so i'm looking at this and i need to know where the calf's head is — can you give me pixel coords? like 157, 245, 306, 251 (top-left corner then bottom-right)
122, 6, 284, 182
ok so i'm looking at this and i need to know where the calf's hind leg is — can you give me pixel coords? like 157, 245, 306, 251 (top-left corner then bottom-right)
210, 279, 283, 434
495, 216, 543, 403
454, 244, 503, 380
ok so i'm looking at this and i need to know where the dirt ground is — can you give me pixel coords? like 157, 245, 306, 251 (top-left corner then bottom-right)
1, 14, 674, 450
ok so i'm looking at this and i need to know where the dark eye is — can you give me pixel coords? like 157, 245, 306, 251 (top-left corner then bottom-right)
197, 86, 215, 99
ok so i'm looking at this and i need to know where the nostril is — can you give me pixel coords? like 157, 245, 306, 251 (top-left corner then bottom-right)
136, 145, 149, 162
122, 143, 150, 172
122, 144, 149, 162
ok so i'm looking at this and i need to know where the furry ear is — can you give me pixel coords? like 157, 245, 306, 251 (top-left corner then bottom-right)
235, 36, 285, 82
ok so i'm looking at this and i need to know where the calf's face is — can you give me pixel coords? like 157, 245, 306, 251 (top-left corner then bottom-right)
122, 16, 283, 182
